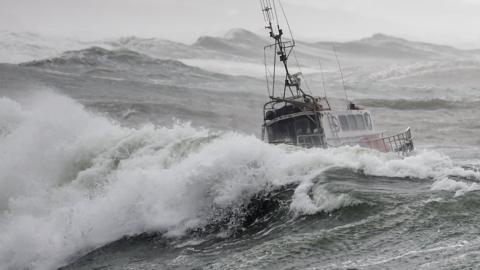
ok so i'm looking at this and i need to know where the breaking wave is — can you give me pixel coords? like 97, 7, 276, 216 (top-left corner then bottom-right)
431, 178, 480, 197
0, 91, 478, 270
20, 46, 190, 70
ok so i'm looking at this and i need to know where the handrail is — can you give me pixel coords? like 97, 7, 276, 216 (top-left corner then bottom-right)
344, 127, 414, 155
379, 127, 414, 155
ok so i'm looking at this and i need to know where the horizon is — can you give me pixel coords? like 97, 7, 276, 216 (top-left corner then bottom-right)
1, 0, 480, 50
2, 28, 478, 52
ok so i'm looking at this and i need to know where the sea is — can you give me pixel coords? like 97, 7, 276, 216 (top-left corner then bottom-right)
0, 30, 480, 270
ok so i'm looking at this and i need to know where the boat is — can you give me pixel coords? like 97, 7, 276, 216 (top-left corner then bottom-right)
259, 0, 414, 155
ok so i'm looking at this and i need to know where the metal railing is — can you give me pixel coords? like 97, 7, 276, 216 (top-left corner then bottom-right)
355, 128, 414, 155
380, 127, 414, 155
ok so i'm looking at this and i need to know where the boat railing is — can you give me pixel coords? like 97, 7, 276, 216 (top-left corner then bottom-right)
356, 128, 414, 155
380, 127, 414, 155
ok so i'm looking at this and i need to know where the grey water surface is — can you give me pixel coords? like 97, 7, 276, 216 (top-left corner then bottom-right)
0, 30, 479, 270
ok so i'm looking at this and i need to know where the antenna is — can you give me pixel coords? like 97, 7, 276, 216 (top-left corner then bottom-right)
260, 0, 306, 100
332, 44, 349, 108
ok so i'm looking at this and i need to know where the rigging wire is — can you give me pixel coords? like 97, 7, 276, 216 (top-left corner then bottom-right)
263, 47, 276, 96
260, 0, 270, 98
262, 0, 273, 25
259, 0, 268, 23
270, 0, 281, 30
278, 0, 295, 45
264, 0, 273, 25
260, 0, 277, 97
278, 0, 312, 96
264, 49, 271, 97
292, 50, 312, 95
332, 44, 349, 106
273, 42, 277, 97
318, 60, 328, 98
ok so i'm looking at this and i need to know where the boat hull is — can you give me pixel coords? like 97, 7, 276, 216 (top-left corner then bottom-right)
262, 107, 414, 155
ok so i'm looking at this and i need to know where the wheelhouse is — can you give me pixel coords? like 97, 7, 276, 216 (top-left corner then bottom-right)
262, 96, 328, 148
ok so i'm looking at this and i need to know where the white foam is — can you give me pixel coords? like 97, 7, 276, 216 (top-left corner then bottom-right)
0, 91, 478, 270
290, 179, 360, 215
180, 58, 320, 77
431, 178, 480, 197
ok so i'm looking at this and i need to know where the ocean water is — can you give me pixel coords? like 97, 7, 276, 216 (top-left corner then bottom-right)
0, 90, 479, 270
1, 36, 480, 270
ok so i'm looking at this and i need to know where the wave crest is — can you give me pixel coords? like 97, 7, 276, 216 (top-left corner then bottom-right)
0, 91, 479, 270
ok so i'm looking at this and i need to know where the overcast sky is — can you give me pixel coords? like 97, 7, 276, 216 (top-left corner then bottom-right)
1, 0, 480, 48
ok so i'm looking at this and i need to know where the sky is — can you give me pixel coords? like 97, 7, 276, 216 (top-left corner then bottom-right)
1, 0, 480, 48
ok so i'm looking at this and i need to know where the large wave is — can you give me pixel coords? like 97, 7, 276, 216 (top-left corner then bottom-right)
0, 91, 478, 270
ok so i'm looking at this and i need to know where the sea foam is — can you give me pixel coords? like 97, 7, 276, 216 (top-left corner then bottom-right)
0, 91, 478, 270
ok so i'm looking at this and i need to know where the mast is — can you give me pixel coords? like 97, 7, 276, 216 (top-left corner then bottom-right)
260, 0, 306, 100
259, 0, 326, 147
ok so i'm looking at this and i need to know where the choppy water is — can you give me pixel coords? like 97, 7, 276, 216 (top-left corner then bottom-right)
0, 40, 480, 269
0, 89, 479, 270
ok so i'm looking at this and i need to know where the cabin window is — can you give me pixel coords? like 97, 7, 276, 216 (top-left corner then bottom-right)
355, 115, 366, 130
267, 116, 322, 145
364, 113, 372, 130
294, 118, 311, 135
267, 119, 295, 142
347, 115, 358, 130
339, 115, 349, 131
338, 114, 369, 131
